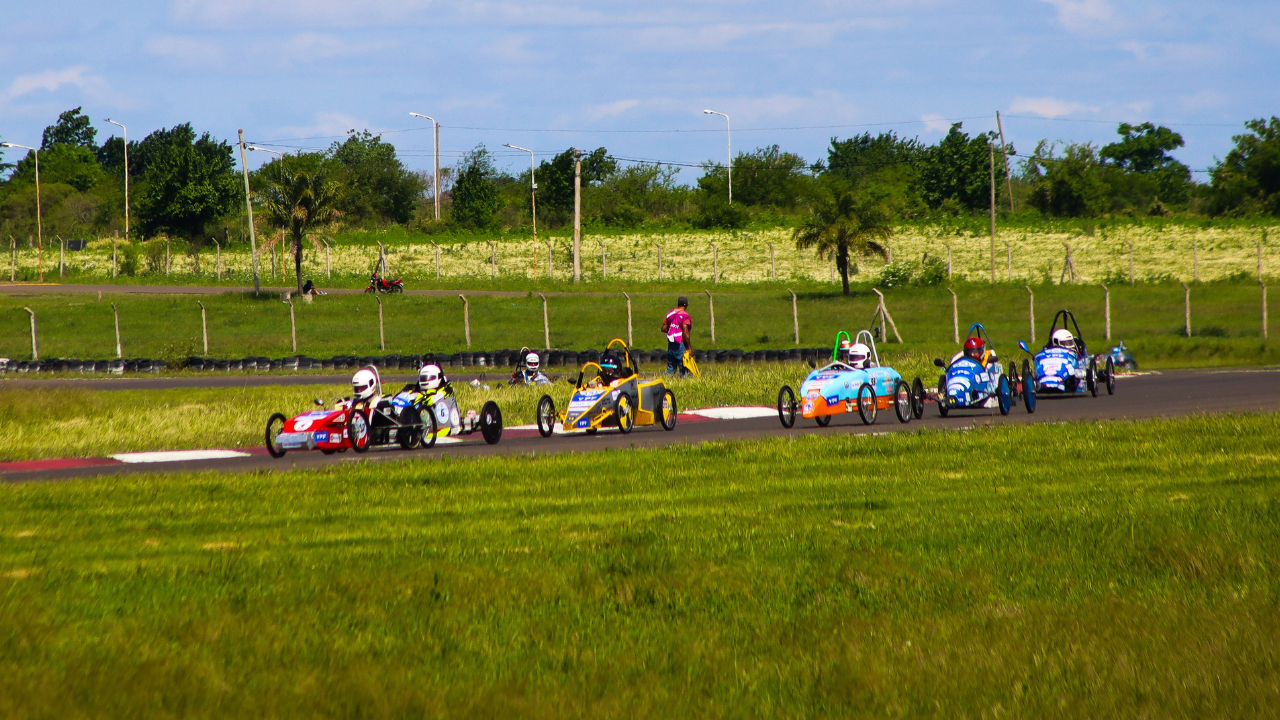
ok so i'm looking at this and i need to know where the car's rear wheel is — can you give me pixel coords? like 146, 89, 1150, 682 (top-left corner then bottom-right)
1007, 364, 1020, 406
616, 393, 635, 434
937, 374, 949, 417
480, 401, 503, 445
1105, 356, 1116, 395
265, 413, 287, 458
858, 383, 878, 425
348, 409, 371, 453
815, 413, 831, 427
911, 377, 926, 419
397, 407, 423, 449
1088, 358, 1099, 397
894, 380, 911, 424
536, 395, 557, 438
661, 389, 678, 431
997, 375, 1012, 415
777, 385, 797, 428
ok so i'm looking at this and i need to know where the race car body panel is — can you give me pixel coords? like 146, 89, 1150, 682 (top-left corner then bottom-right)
943, 358, 1004, 408
279, 409, 350, 450
1032, 347, 1085, 393
798, 364, 902, 418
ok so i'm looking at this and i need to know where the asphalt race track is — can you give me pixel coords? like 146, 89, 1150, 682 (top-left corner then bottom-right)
3, 367, 1278, 484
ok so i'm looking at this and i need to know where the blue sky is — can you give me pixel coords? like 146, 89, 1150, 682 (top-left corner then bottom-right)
1, 0, 1276, 180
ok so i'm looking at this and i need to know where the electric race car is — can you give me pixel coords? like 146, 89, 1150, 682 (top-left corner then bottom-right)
777, 330, 925, 428
264, 365, 502, 457
535, 339, 677, 436
1018, 309, 1116, 398
933, 324, 1035, 416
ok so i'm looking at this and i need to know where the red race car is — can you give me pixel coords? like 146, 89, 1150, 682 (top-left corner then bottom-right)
264, 401, 364, 457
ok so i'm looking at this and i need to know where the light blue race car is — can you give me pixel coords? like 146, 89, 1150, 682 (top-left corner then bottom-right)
933, 323, 1036, 416
778, 330, 925, 427
1018, 309, 1116, 398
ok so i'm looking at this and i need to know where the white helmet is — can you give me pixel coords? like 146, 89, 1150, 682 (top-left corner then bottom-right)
418, 363, 444, 391
525, 352, 540, 372
351, 366, 380, 401
849, 342, 872, 369
1051, 328, 1076, 350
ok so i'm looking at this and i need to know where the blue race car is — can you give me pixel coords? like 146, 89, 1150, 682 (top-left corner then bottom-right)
778, 330, 925, 427
1018, 310, 1115, 398
932, 324, 1035, 416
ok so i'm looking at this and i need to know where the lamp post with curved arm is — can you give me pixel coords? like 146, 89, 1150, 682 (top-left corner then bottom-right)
1, 142, 42, 280
409, 113, 440, 221
504, 143, 539, 277
703, 109, 731, 204
103, 119, 129, 242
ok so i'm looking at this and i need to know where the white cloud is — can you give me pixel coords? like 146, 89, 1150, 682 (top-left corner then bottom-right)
265, 112, 371, 144
1009, 96, 1098, 118
1177, 89, 1227, 112
170, 0, 434, 28
1038, 0, 1113, 32
144, 35, 226, 65
6, 65, 113, 101
921, 113, 950, 132
282, 33, 390, 60
587, 99, 640, 120
1118, 40, 1219, 66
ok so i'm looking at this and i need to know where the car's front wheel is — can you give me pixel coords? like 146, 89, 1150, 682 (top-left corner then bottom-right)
937, 375, 949, 417
265, 413, 287, 458
348, 409, 371, 453
858, 383, 878, 425
661, 389, 678, 431
536, 395, 557, 438
777, 385, 797, 428
893, 380, 911, 424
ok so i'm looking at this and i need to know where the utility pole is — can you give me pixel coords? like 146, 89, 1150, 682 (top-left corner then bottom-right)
573, 148, 582, 283
703, 110, 732, 203
996, 112, 1013, 212
104, 119, 130, 242
505, 144, 538, 278
237, 129, 260, 293
1, 143, 42, 281
989, 144, 997, 283
409, 113, 441, 221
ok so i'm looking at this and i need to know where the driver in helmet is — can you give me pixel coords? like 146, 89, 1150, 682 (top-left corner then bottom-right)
847, 342, 873, 369
1050, 328, 1080, 356
509, 350, 551, 386
340, 365, 383, 410
592, 352, 634, 388
951, 336, 997, 367
414, 362, 464, 435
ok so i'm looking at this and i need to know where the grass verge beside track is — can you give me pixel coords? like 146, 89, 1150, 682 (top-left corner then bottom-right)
2, 413, 1278, 717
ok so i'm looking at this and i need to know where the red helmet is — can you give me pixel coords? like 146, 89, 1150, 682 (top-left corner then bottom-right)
964, 337, 985, 359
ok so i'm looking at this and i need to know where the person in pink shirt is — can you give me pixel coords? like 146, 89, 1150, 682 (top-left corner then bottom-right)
662, 296, 693, 376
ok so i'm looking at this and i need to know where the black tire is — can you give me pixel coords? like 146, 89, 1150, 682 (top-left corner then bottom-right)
616, 393, 635, 434
421, 405, 438, 449
1007, 364, 1020, 407
857, 383, 878, 425
397, 407, 422, 450
937, 374, 949, 417
1022, 358, 1034, 394
536, 395, 556, 438
894, 380, 911, 424
321, 448, 337, 455
815, 413, 831, 427
480, 401, 503, 445
348, 408, 371, 453
1088, 359, 1098, 397
911, 377, 925, 419
1024, 370, 1037, 414
586, 427, 599, 435
1106, 356, 1116, 395
265, 412, 287, 458
661, 389, 678, 431
777, 385, 797, 429
997, 374, 1012, 415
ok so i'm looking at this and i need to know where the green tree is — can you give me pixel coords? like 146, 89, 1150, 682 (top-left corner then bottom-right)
41, 107, 97, 149
135, 125, 240, 246
451, 145, 503, 230
8, 144, 106, 192
1100, 122, 1192, 205
327, 131, 425, 225
824, 132, 925, 215
536, 147, 614, 221
698, 145, 809, 209
257, 154, 339, 293
793, 183, 892, 295
1209, 116, 1280, 216
918, 124, 1006, 212
1023, 141, 1110, 217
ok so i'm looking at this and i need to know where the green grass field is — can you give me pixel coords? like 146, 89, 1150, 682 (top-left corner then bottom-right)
1, 281, 1273, 369
2, 413, 1278, 717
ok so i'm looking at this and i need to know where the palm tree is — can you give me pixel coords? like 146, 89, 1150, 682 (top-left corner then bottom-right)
792, 188, 892, 295
259, 155, 339, 293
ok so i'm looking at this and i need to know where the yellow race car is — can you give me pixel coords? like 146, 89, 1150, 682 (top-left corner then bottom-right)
536, 339, 678, 436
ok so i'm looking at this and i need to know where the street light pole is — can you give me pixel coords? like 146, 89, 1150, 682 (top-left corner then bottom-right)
703, 109, 732, 204
409, 113, 440, 221
103, 119, 129, 242
237, 129, 261, 293
248, 146, 287, 286
2, 143, 42, 280
504, 144, 538, 277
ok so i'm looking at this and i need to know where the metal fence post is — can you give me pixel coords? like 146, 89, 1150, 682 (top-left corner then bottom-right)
623, 291, 633, 346
58, 235, 65, 277
1262, 283, 1268, 340
767, 242, 776, 280
432, 241, 440, 280
459, 294, 470, 348
948, 288, 959, 344
711, 243, 718, 284
944, 243, 952, 278
287, 298, 297, 353
489, 241, 496, 279
1025, 285, 1035, 344
1102, 284, 1111, 340
539, 293, 550, 349
1182, 282, 1191, 337
871, 289, 902, 343
112, 303, 122, 358
656, 243, 663, 281
23, 307, 37, 360
705, 289, 715, 345
215, 241, 222, 280
10, 236, 16, 281
547, 241, 553, 281
377, 295, 386, 351
789, 289, 799, 345
198, 301, 209, 355
1192, 240, 1199, 282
